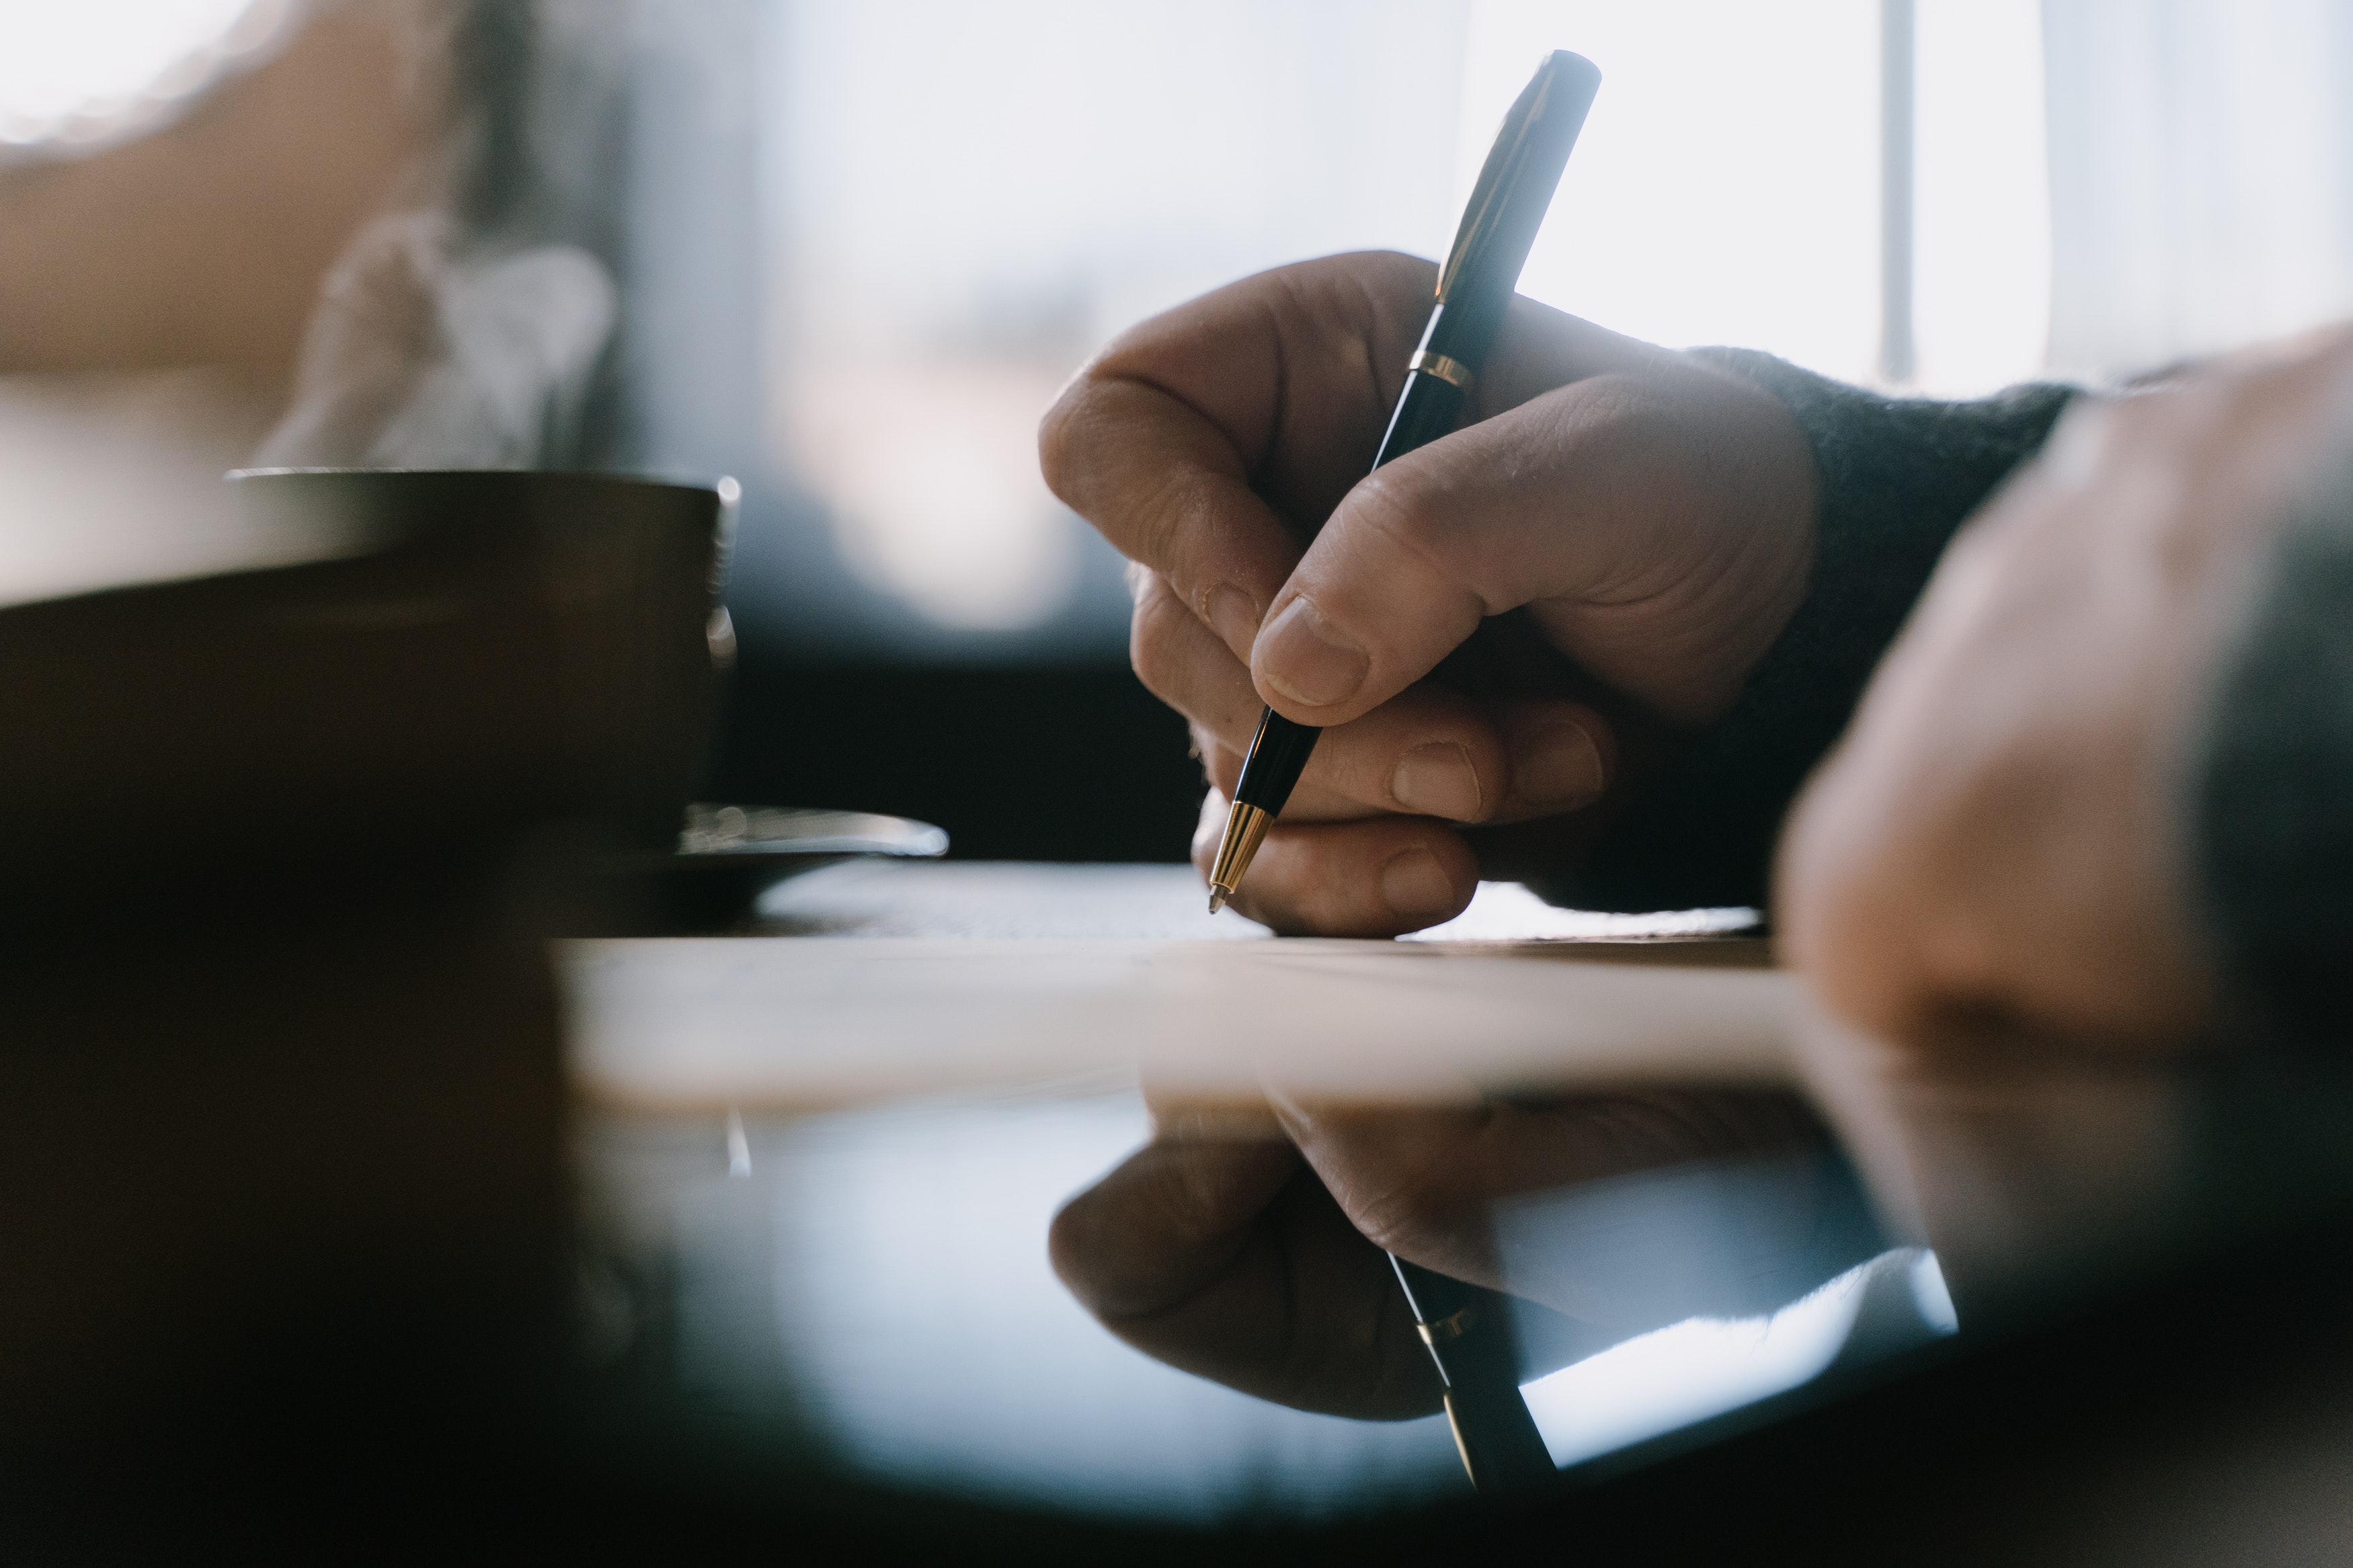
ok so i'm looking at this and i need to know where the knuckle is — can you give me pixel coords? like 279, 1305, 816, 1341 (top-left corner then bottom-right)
1785, 859, 1926, 1043
1224, 858, 1311, 934
1198, 746, 1242, 798
1043, 1213, 1094, 1300
1347, 465, 1447, 552
1035, 388, 1084, 502
1338, 469, 1487, 624
1127, 597, 1191, 707
1345, 1178, 1462, 1259
1035, 369, 1113, 505
1337, 248, 1441, 300
1127, 469, 1218, 583
1779, 834, 1869, 968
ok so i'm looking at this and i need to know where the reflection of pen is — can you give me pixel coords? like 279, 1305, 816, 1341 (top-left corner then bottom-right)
1215, 49, 1599, 1499
1206, 50, 1601, 913
1392, 1255, 1556, 1493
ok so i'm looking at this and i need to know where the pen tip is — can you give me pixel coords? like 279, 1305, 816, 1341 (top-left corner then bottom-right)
1207, 888, 1229, 915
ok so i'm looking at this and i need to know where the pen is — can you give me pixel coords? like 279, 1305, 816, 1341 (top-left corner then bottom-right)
1209, 48, 1599, 1500
1392, 1255, 1558, 1493
1205, 49, 1601, 914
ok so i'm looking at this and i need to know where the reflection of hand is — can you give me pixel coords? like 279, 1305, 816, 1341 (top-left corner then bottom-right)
1779, 329, 2353, 1294
1041, 252, 1817, 935
1047, 1089, 1829, 1419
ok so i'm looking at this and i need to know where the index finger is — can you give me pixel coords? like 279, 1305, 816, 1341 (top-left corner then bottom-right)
1043, 251, 1663, 665
1041, 253, 1433, 660
1046, 1135, 1441, 1418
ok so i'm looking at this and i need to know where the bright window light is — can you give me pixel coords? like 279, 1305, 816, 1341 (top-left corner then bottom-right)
1913, 0, 2050, 395
0, 0, 289, 149
762, 0, 1465, 634
1462, 0, 1882, 384
754, 1, 2057, 640
1462, 0, 2051, 394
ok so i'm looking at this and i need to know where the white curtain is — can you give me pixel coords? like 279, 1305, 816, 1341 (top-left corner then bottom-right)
2043, 0, 2353, 378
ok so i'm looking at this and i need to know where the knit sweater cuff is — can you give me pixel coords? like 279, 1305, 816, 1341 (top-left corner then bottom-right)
1531, 350, 2074, 913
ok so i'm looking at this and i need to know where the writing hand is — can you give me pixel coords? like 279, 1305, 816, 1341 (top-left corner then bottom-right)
1048, 1087, 1833, 1417
1041, 252, 1817, 934
1780, 328, 2353, 1295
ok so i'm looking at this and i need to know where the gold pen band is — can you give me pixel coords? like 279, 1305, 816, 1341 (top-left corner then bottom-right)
1205, 800, 1273, 913
1407, 349, 1474, 393
1417, 1305, 1477, 1346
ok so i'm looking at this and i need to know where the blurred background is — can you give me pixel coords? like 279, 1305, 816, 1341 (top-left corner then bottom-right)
5, 0, 2350, 860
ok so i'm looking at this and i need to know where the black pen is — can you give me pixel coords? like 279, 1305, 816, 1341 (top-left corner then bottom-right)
1209, 49, 1599, 1500
1205, 49, 1601, 914
1392, 1254, 1557, 1494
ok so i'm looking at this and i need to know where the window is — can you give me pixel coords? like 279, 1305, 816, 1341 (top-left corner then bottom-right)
735, 0, 2054, 657
0, 0, 292, 151
0, 1, 2058, 652
753, 0, 1473, 653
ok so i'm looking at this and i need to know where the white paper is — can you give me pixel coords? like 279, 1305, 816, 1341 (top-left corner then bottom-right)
565, 936, 1797, 1110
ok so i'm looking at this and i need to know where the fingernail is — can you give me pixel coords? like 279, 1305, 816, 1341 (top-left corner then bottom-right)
1390, 743, 1484, 821
1513, 723, 1607, 809
1203, 585, 1261, 653
1379, 846, 1458, 919
1257, 597, 1369, 709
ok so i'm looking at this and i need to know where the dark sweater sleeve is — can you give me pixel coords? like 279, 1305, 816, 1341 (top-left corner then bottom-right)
2193, 462, 2353, 1046
1531, 349, 2075, 913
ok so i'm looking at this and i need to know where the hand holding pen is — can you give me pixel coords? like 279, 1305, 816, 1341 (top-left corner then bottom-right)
1047, 1089, 1839, 1447
1203, 51, 1604, 912
1043, 67, 1819, 938
1043, 48, 1823, 1493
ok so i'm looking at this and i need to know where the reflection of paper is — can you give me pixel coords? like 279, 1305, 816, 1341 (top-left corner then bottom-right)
565, 938, 1796, 1110
1404, 881, 1760, 942
1521, 1250, 1954, 1470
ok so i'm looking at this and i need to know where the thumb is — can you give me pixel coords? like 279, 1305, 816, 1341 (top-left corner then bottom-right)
1248, 364, 1815, 729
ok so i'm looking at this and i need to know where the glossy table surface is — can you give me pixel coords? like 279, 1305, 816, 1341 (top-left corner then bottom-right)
11, 850, 2352, 1562
567, 861, 1927, 1526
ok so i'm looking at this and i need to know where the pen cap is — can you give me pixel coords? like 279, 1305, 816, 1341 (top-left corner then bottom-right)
1429, 50, 1601, 370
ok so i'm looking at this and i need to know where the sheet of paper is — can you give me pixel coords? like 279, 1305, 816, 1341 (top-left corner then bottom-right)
565, 937, 1798, 1110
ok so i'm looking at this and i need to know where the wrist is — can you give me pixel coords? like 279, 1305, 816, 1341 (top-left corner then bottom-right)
1531, 354, 2075, 913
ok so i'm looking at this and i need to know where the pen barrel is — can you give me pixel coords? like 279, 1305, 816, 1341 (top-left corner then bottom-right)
1417, 295, 1511, 397
1219, 47, 1597, 848
1231, 707, 1320, 812
1228, 307, 1473, 815
1371, 300, 1481, 472
1392, 1256, 1556, 1495
1371, 369, 1470, 471
1442, 1378, 1558, 1497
